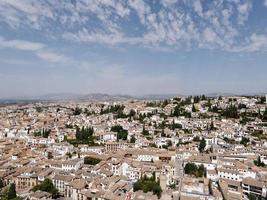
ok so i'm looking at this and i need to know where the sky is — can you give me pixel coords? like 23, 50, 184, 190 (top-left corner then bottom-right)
0, 0, 267, 98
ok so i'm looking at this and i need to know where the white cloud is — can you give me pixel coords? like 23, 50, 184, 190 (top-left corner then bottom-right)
35, 51, 70, 63
0, 37, 45, 51
237, 1, 252, 25
202, 28, 217, 43
193, 0, 203, 17
264, 0, 267, 7
0, 0, 53, 28
0, 0, 265, 52
0, 36, 71, 64
234, 34, 267, 52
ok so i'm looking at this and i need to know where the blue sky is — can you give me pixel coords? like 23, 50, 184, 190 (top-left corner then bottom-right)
0, 0, 267, 98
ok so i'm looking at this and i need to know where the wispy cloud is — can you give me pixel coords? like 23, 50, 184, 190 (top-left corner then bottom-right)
35, 50, 70, 63
233, 34, 267, 52
0, 37, 44, 51
0, 36, 71, 64
0, 0, 266, 52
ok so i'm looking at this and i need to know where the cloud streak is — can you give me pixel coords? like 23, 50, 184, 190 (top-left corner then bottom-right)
0, 36, 70, 64
0, 37, 44, 51
35, 51, 70, 63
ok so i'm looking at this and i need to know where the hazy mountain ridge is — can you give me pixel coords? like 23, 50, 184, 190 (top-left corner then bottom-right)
0, 92, 266, 103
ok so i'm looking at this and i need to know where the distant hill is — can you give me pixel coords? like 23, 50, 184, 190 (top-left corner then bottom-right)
137, 94, 183, 100
0, 92, 266, 103
0, 93, 135, 102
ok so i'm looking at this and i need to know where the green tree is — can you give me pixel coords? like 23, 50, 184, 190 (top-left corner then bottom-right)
197, 164, 206, 177
8, 183, 17, 199
184, 163, 206, 178
0, 183, 17, 200
75, 126, 94, 144
66, 152, 72, 159
201, 95, 206, 101
172, 105, 181, 117
262, 107, 267, 121
47, 152, 53, 159
221, 104, 239, 118
240, 137, 250, 147
130, 135, 136, 143
193, 136, 200, 142
254, 156, 265, 167
133, 175, 162, 198
142, 126, 149, 136
0, 178, 3, 189
259, 96, 266, 104
111, 125, 128, 140
32, 178, 58, 198
73, 107, 82, 115
192, 104, 196, 112
193, 96, 200, 103
184, 163, 198, 175
42, 129, 51, 138
199, 138, 206, 153
210, 121, 215, 130
248, 193, 257, 200
128, 109, 136, 118
84, 157, 101, 165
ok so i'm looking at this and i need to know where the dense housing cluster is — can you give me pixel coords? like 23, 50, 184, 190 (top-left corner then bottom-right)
0, 95, 267, 200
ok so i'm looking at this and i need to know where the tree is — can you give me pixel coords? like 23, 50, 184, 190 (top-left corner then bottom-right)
66, 152, 72, 159
142, 126, 149, 136
221, 105, 239, 118
133, 175, 162, 198
130, 135, 136, 143
240, 137, 250, 147
193, 136, 200, 142
73, 107, 82, 115
84, 157, 101, 165
152, 184, 162, 198
111, 125, 128, 140
184, 163, 206, 178
170, 120, 182, 130
75, 126, 94, 143
35, 107, 43, 113
192, 104, 196, 112
262, 107, 267, 121
117, 129, 128, 140
172, 105, 181, 117
8, 183, 17, 199
206, 99, 212, 110
259, 96, 266, 104
248, 193, 257, 200
0, 183, 17, 200
197, 164, 206, 177
199, 138, 206, 153
0, 178, 3, 189
33, 129, 51, 138
184, 163, 198, 175
167, 140, 172, 147
47, 152, 53, 159
32, 178, 58, 198
210, 121, 215, 130
128, 109, 136, 118
193, 96, 200, 103
201, 95, 206, 101
254, 156, 265, 167
162, 99, 169, 107
42, 129, 51, 138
